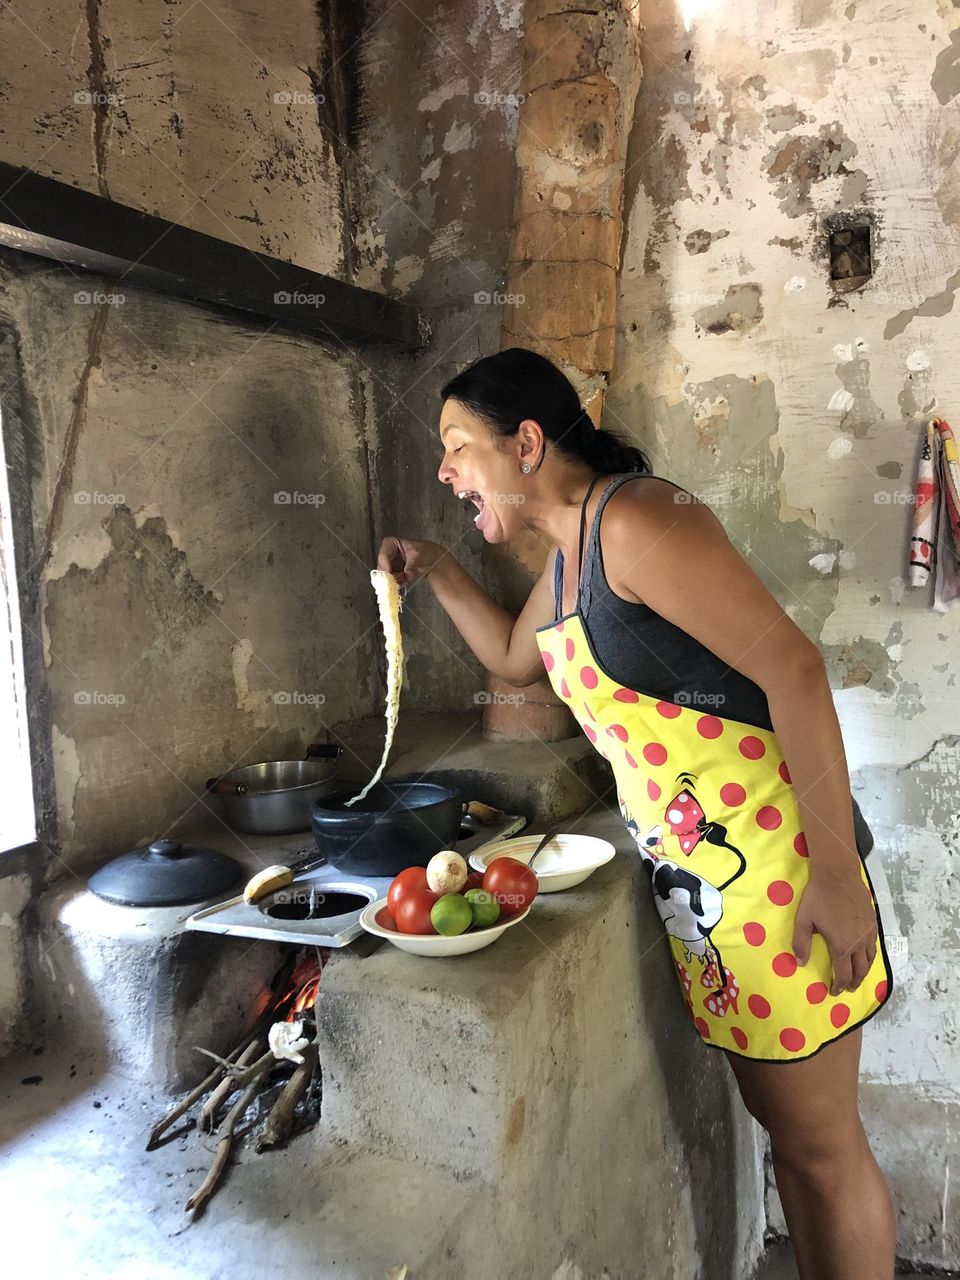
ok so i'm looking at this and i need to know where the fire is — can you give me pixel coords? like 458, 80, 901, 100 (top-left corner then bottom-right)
284, 953, 323, 1022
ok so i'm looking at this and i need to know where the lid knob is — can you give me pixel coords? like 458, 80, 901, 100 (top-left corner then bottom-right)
147, 838, 182, 859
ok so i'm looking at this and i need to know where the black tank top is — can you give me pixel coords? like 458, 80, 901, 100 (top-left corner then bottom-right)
555, 472, 874, 858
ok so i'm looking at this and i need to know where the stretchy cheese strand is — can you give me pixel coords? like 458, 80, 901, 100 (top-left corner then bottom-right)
345, 570, 404, 806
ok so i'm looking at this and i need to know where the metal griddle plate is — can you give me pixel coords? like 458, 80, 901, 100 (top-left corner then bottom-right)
185, 812, 527, 948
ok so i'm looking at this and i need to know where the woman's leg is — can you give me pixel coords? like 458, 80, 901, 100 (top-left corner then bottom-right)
725, 1029, 896, 1280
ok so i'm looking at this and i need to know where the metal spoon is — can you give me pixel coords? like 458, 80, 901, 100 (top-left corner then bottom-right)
528, 827, 560, 872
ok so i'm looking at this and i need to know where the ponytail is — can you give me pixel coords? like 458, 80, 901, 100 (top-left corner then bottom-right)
440, 347, 652, 476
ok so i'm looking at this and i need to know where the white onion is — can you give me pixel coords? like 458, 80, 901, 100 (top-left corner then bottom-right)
426, 850, 468, 895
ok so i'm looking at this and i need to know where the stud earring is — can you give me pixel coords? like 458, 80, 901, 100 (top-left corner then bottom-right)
521, 462, 532, 474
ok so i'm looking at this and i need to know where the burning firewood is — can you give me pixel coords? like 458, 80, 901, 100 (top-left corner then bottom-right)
148, 949, 326, 1212
257, 1042, 319, 1151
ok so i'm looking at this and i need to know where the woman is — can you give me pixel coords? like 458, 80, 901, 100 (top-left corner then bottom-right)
378, 346, 896, 1280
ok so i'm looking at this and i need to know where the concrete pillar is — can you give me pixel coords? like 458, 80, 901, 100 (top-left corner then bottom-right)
482, 0, 643, 743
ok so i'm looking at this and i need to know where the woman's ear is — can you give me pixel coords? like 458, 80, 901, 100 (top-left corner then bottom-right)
517, 418, 544, 469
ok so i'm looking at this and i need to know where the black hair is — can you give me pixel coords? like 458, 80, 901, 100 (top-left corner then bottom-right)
439, 347, 651, 476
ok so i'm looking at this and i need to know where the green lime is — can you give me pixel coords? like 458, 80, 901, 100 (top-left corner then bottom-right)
430, 893, 473, 937
464, 887, 500, 928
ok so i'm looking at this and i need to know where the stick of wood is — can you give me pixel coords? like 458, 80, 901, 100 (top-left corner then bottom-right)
256, 1043, 318, 1151
199, 1041, 265, 1133
147, 1039, 248, 1150
185, 1056, 273, 1214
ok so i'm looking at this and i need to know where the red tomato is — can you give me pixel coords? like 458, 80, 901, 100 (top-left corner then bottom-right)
387, 866, 430, 916
482, 857, 538, 918
462, 870, 484, 894
394, 888, 439, 935
376, 906, 398, 931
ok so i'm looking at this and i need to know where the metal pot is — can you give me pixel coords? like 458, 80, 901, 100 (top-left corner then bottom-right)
206, 744, 342, 835
310, 778, 462, 877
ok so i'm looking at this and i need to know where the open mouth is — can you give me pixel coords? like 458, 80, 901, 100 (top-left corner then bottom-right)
457, 490, 485, 524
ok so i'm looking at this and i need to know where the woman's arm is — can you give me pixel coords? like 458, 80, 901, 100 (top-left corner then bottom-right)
377, 537, 555, 686
601, 481, 878, 995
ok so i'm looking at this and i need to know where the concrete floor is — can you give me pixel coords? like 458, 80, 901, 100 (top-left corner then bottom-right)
754, 1238, 947, 1278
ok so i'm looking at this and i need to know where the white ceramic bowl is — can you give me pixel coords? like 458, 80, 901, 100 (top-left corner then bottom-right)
359, 897, 531, 957
468, 832, 616, 892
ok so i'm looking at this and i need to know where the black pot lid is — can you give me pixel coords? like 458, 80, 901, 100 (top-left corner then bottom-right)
88, 837, 243, 908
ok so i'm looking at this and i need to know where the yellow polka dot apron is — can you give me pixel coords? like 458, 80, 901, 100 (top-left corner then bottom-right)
535, 486, 893, 1063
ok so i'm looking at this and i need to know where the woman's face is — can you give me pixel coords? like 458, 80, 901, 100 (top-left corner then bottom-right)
437, 399, 533, 543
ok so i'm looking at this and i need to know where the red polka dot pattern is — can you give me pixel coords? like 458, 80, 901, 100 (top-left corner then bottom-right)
767, 880, 794, 906
531, 612, 891, 1062
720, 782, 746, 807
830, 1003, 850, 1029
757, 805, 783, 830
773, 952, 798, 978
779, 1027, 806, 1053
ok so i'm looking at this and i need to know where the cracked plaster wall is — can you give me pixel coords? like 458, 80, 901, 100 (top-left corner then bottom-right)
607, 1, 960, 1266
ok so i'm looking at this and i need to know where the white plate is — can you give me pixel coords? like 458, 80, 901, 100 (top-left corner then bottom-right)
468, 832, 616, 892
358, 897, 531, 957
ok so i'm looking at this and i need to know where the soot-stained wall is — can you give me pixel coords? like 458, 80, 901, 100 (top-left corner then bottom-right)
606, 2, 960, 1267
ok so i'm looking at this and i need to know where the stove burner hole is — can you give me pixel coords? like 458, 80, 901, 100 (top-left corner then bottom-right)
458, 824, 473, 839
265, 889, 370, 920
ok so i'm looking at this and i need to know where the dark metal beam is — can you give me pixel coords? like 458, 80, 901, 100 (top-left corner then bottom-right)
0, 161, 429, 349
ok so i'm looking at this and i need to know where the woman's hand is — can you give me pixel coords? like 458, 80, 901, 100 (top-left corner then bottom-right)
792, 861, 878, 996
376, 536, 447, 588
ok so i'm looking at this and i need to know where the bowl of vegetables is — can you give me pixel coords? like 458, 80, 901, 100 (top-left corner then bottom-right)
358, 850, 538, 957
468, 832, 616, 892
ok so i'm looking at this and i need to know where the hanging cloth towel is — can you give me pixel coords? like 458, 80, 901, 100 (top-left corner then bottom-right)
908, 416, 960, 611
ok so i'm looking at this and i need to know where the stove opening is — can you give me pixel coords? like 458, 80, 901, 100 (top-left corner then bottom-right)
264, 888, 371, 920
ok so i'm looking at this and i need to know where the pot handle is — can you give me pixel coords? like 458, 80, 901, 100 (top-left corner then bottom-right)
206, 775, 249, 796
304, 740, 343, 761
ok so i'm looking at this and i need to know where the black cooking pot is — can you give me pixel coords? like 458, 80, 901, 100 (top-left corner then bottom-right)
310, 778, 462, 877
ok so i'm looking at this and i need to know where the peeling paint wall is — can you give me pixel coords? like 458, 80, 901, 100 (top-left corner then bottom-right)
0, 0, 400, 886
351, 0, 527, 705
608, 1, 960, 1267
